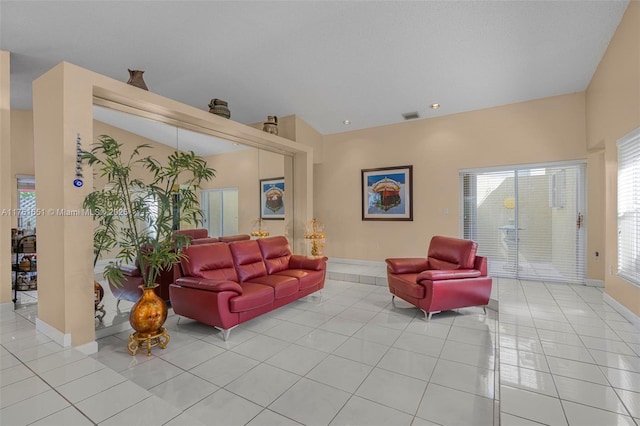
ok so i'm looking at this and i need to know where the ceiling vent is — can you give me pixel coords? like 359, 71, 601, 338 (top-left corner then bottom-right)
402, 111, 420, 120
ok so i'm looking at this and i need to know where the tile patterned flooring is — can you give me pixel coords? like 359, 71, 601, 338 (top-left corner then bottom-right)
1, 262, 639, 425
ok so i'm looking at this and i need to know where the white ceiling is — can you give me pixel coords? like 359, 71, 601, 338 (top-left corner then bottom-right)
1, 0, 629, 135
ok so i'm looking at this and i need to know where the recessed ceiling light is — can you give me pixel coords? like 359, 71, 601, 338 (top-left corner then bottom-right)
430, 103, 440, 110
233, 143, 239, 146
343, 120, 351, 125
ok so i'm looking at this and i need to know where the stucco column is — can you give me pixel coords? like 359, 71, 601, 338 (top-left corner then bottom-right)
32, 62, 95, 349
0, 51, 12, 304
289, 150, 313, 253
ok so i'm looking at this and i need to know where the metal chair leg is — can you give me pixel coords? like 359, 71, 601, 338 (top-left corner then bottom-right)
424, 310, 440, 321
483, 306, 487, 315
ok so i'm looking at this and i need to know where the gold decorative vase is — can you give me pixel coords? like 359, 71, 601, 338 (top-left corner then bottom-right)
127, 284, 169, 356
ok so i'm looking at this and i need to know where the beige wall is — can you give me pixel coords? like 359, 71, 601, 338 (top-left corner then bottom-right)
586, 1, 640, 316
1, 51, 11, 303
318, 93, 588, 262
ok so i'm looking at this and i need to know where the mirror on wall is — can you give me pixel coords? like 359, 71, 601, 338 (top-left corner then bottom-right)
90, 105, 288, 332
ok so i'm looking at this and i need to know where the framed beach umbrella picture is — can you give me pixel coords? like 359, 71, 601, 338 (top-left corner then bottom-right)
260, 177, 285, 220
362, 165, 413, 221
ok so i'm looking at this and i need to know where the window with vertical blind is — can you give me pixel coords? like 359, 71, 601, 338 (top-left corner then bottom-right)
617, 127, 640, 287
460, 162, 585, 283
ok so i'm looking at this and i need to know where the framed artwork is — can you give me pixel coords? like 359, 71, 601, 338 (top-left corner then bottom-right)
260, 177, 285, 220
362, 165, 413, 221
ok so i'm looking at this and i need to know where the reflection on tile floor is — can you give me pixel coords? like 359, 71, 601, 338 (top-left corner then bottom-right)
1, 266, 639, 425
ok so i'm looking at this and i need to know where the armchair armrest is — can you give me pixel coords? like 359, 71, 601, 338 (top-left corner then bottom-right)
290, 255, 328, 271
386, 258, 429, 274
120, 264, 141, 277
417, 269, 481, 282
175, 277, 243, 294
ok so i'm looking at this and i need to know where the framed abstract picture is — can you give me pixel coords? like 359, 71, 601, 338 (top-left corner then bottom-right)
362, 165, 413, 221
260, 177, 285, 220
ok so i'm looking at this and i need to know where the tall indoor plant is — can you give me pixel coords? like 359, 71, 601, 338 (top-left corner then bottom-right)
83, 134, 215, 355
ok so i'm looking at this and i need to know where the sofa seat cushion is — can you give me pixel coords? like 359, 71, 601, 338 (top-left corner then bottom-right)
389, 274, 425, 299
247, 275, 299, 299
229, 282, 273, 313
275, 269, 324, 290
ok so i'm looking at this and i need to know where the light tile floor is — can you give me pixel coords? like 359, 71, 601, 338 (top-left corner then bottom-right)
1, 267, 639, 425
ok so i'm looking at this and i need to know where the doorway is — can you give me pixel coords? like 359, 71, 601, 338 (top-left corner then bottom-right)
201, 188, 239, 237
461, 162, 586, 283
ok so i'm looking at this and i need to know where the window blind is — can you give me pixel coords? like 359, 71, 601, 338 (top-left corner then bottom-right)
617, 128, 640, 287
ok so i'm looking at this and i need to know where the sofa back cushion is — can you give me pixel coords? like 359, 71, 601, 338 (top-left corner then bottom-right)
257, 236, 292, 274
175, 228, 209, 240
229, 240, 268, 282
219, 234, 251, 243
427, 236, 478, 270
180, 243, 238, 281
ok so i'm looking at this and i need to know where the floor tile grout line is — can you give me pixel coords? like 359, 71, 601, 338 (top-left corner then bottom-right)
10, 274, 639, 426
1, 345, 99, 426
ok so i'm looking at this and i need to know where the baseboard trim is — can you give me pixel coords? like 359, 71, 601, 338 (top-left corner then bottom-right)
328, 257, 386, 268
75, 340, 98, 355
95, 320, 132, 340
585, 279, 604, 288
36, 318, 71, 348
603, 293, 640, 327
488, 297, 499, 312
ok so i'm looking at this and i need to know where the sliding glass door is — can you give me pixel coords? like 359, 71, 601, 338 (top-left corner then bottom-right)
461, 162, 586, 283
201, 188, 239, 237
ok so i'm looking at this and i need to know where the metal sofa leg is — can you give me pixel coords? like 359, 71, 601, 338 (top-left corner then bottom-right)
215, 325, 237, 342
391, 295, 397, 308
116, 299, 121, 309
483, 306, 487, 315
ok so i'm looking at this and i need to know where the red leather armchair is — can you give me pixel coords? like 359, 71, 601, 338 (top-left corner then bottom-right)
386, 236, 492, 320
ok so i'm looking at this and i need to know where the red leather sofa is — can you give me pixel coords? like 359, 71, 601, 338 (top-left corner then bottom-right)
169, 236, 327, 340
107, 230, 250, 306
386, 236, 492, 320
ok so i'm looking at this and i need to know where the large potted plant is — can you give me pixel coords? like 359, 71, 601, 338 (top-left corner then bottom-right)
83, 135, 215, 355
